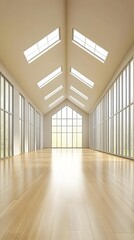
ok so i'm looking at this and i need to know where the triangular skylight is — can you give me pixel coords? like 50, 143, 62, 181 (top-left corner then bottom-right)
72, 29, 108, 63
44, 85, 63, 100
37, 67, 62, 89
24, 28, 60, 63
70, 68, 94, 88
69, 85, 88, 100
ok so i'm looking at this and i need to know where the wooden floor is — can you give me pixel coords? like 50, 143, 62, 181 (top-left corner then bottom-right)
0, 149, 134, 240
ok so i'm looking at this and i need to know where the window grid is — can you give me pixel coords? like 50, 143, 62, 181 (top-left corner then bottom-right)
19, 94, 25, 154
0, 73, 13, 158
90, 58, 134, 159
36, 111, 41, 150
28, 103, 35, 151
52, 106, 82, 148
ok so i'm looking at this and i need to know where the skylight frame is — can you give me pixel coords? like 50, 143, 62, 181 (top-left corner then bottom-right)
37, 67, 62, 89
44, 85, 63, 100
70, 96, 85, 108
72, 29, 108, 63
24, 28, 61, 63
49, 95, 64, 108
70, 67, 94, 88
69, 85, 88, 100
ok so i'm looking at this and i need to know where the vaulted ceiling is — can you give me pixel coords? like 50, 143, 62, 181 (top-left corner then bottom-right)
0, 0, 134, 114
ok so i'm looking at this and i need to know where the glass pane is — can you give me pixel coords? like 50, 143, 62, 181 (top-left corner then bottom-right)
123, 70, 126, 108
116, 78, 120, 112
57, 133, 61, 147
67, 133, 72, 147
77, 119, 82, 125
130, 105, 133, 158
52, 126, 56, 132
62, 126, 66, 133
123, 109, 126, 156
73, 126, 77, 132
5, 112, 9, 157
0, 110, 4, 158
52, 119, 56, 125
19, 95, 22, 118
10, 115, 13, 156
62, 107, 66, 118
57, 110, 61, 118
114, 115, 116, 154
52, 133, 56, 147
67, 119, 72, 126
73, 111, 77, 118
114, 82, 116, 114
120, 111, 122, 155
77, 126, 82, 132
77, 113, 82, 119
67, 107, 72, 118
126, 107, 130, 157
62, 133, 66, 147
77, 133, 82, 147
73, 119, 77, 125
5, 81, 9, 112
130, 60, 133, 104
126, 65, 130, 106
10, 85, 13, 114
0, 75, 4, 109
120, 75, 123, 111
57, 126, 61, 132
116, 113, 120, 155
67, 126, 72, 132
62, 119, 66, 125
73, 133, 77, 147
57, 119, 61, 126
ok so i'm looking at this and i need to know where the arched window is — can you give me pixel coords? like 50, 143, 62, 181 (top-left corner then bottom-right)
52, 106, 82, 147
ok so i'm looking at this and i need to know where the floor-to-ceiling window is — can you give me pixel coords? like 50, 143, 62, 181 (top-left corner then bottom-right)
90, 58, 134, 159
28, 103, 35, 151
0, 74, 13, 158
35, 111, 41, 150
19, 94, 25, 153
52, 106, 82, 147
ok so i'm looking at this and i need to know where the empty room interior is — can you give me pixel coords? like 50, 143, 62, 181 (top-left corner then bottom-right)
0, 0, 134, 239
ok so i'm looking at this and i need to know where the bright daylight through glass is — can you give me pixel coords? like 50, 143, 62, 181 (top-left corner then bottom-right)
24, 28, 60, 63
72, 29, 108, 63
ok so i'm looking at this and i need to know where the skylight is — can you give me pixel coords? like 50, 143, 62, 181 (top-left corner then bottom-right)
70, 68, 94, 88
70, 96, 85, 108
72, 29, 108, 63
44, 85, 63, 100
49, 95, 64, 108
70, 85, 88, 100
37, 67, 62, 89
24, 28, 60, 63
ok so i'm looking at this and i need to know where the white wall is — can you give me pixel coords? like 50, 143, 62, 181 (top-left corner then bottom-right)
0, 61, 44, 156
43, 99, 89, 148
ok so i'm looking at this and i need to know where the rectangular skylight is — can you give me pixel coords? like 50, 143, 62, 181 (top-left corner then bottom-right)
72, 29, 108, 63
70, 85, 88, 100
70, 68, 94, 88
49, 95, 64, 108
70, 96, 85, 108
24, 28, 60, 63
37, 67, 62, 89
44, 85, 63, 100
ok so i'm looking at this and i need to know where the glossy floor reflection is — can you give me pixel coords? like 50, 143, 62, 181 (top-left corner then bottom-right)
0, 149, 134, 240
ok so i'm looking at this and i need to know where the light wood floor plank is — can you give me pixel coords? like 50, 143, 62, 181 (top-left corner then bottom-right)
0, 149, 134, 240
